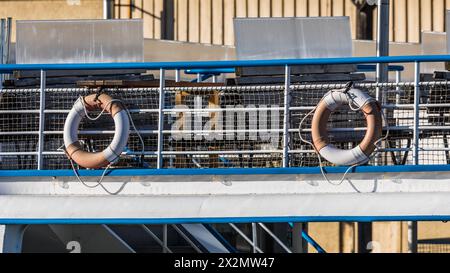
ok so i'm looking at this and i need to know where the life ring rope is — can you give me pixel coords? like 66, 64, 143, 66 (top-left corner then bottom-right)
298, 84, 389, 186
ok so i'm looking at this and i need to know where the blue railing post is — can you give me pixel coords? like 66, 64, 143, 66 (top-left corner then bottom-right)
301, 230, 326, 253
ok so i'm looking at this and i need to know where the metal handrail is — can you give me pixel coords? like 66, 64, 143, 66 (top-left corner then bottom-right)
356, 64, 404, 72
1, 54, 449, 169
0, 54, 448, 72
185, 65, 405, 76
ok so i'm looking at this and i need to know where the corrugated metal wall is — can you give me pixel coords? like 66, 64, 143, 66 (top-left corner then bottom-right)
115, 0, 450, 45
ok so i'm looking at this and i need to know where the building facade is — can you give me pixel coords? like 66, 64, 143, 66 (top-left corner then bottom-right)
1, 0, 449, 45
114, 0, 450, 45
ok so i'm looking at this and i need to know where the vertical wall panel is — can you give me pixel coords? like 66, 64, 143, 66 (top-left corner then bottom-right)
177, 0, 188, 41
212, 0, 224, 44
200, 0, 212, 44
389, 0, 394, 41
332, 0, 345, 16
132, 0, 143, 18
433, 0, 445, 32
309, 0, 320, 17
421, 0, 433, 32
284, 0, 295, 17
124, 0, 450, 45
189, 0, 200, 42
224, 0, 235, 45
372, 6, 378, 39
321, 0, 332, 16
154, 0, 164, 39
119, 0, 131, 19
407, 0, 420, 43
272, 0, 283, 17
259, 0, 271, 17
174, 0, 178, 40
295, 0, 308, 17
236, 0, 248, 17
447, 0, 450, 32
344, 0, 356, 39
394, 0, 407, 42
247, 0, 259, 17
143, 0, 154, 38
115, 0, 120, 18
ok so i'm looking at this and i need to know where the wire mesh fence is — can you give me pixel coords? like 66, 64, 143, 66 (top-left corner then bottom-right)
0, 81, 450, 170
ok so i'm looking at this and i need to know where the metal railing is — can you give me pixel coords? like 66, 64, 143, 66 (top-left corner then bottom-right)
0, 55, 450, 170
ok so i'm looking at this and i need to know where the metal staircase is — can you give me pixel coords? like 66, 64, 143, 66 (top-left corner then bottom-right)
2, 222, 317, 253
2, 224, 234, 253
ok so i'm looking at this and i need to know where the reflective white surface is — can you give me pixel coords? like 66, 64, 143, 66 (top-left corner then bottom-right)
16, 19, 144, 64
234, 17, 353, 60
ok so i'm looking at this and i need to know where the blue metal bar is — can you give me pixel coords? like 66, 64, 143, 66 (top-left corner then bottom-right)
5, 215, 450, 225
190, 74, 213, 83
187, 65, 403, 77
1, 55, 449, 72
301, 230, 326, 253
357, 64, 404, 72
288, 223, 326, 253
185, 68, 235, 75
2, 164, 450, 177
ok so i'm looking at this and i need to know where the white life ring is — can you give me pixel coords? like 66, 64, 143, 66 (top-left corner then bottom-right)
311, 88, 382, 166
63, 94, 130, 169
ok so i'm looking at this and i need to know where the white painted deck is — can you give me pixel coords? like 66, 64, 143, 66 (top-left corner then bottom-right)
1, 167, 450, 223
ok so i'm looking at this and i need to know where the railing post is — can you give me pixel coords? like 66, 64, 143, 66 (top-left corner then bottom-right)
163, 224, 168, 253
413, 62, 420, 165
395, 70, 401, 96
175, 69, 180, 83
37, 70, 46, 170
252, 223, 258, 253
157, 69, 165, 169
395, 70, 402, 161
0, 19, 4, 91
407, 221, 418, 253
410, 61, 421, 250
282, 65, 291, 168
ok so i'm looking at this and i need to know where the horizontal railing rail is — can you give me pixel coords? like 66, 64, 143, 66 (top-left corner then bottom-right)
185, 65, 405, 76
0, 54, 448, 72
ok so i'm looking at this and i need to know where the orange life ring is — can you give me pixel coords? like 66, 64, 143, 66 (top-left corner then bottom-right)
311, 89, 382, 166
